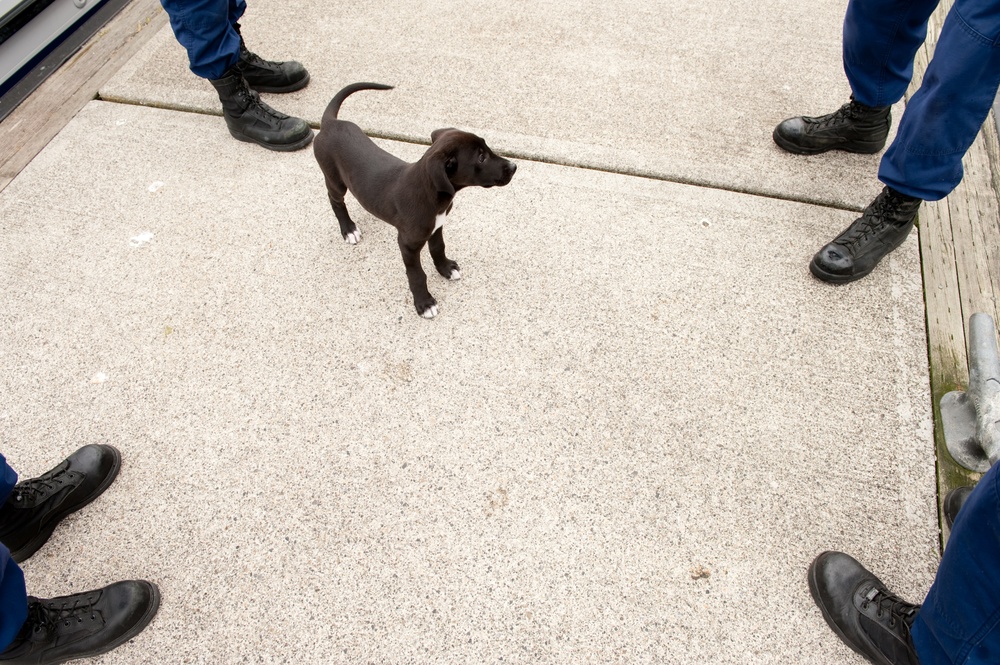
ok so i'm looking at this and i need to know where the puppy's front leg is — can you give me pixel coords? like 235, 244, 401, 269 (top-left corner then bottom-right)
428, 228, 461, 281
398, 236, 437, 318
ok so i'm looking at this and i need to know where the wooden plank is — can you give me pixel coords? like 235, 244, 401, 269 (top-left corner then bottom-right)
919, 194, 979, 546
921, 198, 968, 392
952, 120, 1000, 328
991, 105, 1000, 199
978, 117, 1000, 327
0, 0, 166, 192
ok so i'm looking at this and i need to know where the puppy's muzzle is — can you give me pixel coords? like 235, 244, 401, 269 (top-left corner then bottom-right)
495, 160, 517, 187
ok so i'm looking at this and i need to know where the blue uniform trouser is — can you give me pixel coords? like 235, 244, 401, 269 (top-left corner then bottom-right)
160, 0, 248, 80
843, 0, 1000, 200
911, 460, 1000, 663
0, 454, 26, 652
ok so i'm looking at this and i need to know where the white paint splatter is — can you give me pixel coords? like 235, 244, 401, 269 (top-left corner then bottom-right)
130, 232, 154, 247
147, 181, 165, 193
90, 372, 107, 384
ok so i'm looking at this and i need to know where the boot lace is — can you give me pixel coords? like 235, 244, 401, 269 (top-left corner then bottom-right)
833, 213, 881, 250
28, 593, 101, 634
239, 39, 268, 69
833, 191, 905, 249
232, 22, 264, 67
10, 463, 74, 507
24, 602, 56, 637
812, 100, 874, 130
861, 586, 919, 630
233, 79, 285, 121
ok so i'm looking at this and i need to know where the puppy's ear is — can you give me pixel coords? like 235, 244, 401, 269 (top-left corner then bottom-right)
431, 128, 457, 143
430, 154, 456, 198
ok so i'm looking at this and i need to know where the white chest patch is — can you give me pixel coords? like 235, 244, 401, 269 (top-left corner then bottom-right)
433, 213, 447, 233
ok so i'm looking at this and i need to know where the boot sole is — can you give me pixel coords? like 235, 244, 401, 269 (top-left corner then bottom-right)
772, 129, 886, 155
10, 445, 122, 563
229, 127, 314, 152
248, 72, 311, 94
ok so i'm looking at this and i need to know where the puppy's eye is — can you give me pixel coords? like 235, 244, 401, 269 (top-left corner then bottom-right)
478, 151, 486, 164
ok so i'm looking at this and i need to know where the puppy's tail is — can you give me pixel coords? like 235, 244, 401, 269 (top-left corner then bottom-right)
324, 82, 394, 120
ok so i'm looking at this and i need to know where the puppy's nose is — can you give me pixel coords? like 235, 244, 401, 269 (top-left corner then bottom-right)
496, 161, 516, 186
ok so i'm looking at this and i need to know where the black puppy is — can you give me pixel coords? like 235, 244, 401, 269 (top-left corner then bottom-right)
313, 83, 517, 318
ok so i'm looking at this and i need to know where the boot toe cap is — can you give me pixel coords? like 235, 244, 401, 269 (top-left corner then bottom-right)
261, 121, 314, 150
773, 117, 813, 153
281, 60, 308, 81
82, 581, 161, 658
774, 117, 806, 141
102, 580, 160, 625
67, 444, 121, 482
808, 551, 873, 645
810, 244, 856, 280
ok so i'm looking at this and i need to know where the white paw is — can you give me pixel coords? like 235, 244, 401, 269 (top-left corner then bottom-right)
420, 305, 439, 319
345, 230, 361, 245
448, 269, 461, 281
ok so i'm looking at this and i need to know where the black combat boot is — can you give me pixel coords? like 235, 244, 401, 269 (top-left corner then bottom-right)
774, 98, 891, 155
234, 23, 310, 93
0, 445, 120, 563
808, 551, 921, 665
810, 186, 921, 284
0, 581, 160, 664
209, 67, 313, 151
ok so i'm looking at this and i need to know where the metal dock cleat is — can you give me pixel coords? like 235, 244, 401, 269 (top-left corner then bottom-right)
941, 313, 1000, 472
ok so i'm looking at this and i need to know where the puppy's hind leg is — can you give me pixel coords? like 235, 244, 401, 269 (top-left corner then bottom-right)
428, 228, 461, 280
325, 175, 361, 244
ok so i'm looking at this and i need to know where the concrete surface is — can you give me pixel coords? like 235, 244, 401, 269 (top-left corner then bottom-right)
0, 99, 936, 664
0, 1, 941, 663
100, 0, 901, 212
